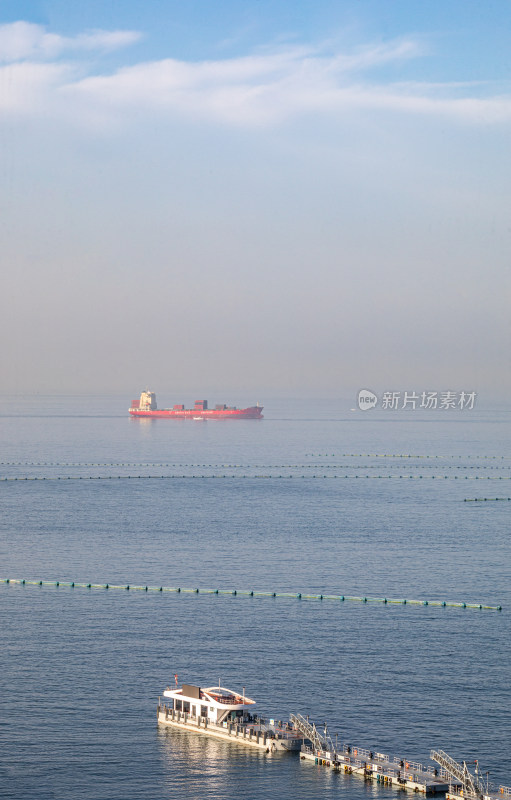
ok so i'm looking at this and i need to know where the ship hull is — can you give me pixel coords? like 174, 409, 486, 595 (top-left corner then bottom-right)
129, 406, 263, 419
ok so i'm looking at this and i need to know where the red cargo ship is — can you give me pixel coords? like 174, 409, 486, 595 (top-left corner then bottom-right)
129, 391, 263, 419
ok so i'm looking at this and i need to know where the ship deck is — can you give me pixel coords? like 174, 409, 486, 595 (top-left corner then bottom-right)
157, 703, 303, 751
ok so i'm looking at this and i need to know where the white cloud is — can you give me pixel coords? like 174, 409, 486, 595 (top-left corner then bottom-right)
0, 24, 509, 127
0, 61, 72, 113
0, 21, 141, 62
325, 38, 424, 73
65, 45, 511, 127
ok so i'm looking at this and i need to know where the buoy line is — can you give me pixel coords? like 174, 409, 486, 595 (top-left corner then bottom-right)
464, 497, 511, 502
1, 461, 510, 470
1, 578, 502, 611
2, 474, 511, 481
306, 453, 510, 459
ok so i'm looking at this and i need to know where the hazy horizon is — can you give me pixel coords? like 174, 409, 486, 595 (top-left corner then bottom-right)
1, 2, 509, 400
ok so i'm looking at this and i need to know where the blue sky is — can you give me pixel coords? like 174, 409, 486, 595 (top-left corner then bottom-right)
1, 1, 509, 399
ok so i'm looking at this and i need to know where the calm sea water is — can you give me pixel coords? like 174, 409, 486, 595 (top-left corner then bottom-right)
1, 396, 510, 800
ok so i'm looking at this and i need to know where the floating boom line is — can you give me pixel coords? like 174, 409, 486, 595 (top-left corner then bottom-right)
0, 578, 502, 611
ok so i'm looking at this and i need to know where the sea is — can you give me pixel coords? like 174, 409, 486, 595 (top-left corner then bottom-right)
1, 395, 509, 800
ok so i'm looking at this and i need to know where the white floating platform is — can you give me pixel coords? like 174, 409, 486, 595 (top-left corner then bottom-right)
300, 746, 453, 794
447, 788, 511, 800
157, 704, 302, 752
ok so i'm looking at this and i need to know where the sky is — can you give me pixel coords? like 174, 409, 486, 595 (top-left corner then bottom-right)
0, 1, 510, 401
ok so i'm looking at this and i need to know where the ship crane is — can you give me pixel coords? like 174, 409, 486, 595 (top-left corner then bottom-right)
430, 749, 486, 799
290, 713, 334, 754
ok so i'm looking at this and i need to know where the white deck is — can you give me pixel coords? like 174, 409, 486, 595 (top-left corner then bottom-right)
157, 703, 303, 751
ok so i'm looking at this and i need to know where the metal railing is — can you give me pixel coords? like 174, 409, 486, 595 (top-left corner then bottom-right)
290, 713, 331, 753
158, 704, 285, 740
431, 750, 482, 798
205, 694, 253, 705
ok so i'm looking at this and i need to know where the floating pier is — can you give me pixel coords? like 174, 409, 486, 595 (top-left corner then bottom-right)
157, 703, 301, 751
157, 708, 278, 751
291, 714, 454, 794
155, 699, 510, 797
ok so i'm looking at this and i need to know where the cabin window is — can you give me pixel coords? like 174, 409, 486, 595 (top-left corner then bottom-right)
183, 701, 190, 713
201, 706, 208, 717
175, 699, 182, 711
192, 705, 196, 717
